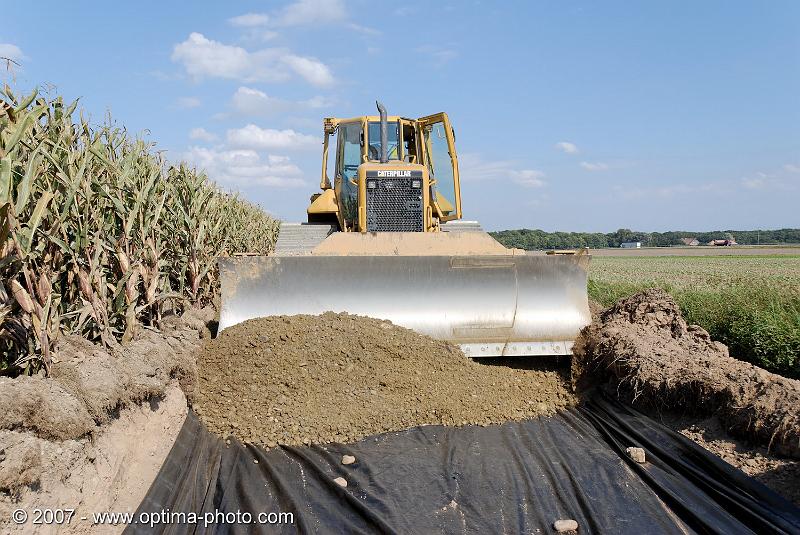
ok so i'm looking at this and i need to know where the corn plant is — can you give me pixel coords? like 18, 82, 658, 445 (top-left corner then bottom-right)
0, 86, 280, 375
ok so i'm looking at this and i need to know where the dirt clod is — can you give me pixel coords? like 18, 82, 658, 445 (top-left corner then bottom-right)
0, 376, 94, 441
342, 455, 356, 465
574, 289, 800, 459
0, 433, 42, 493
196, 313, 574, 447
333, 477, 348, 487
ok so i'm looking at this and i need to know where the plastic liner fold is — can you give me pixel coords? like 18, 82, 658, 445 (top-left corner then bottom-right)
126, 394, 800, 534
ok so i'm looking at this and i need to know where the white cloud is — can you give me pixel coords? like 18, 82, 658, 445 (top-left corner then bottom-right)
0, 43, 25, 62
231, 1, 373, 35
268, 155, 291, 164
580, 161, 609, 171
189, 127, 217, 142
227, 12, 281, 42
555, 141, 578, 154
459, 153, 547, 187
228, 13, 270, 27
459, 154, 518, 181
258, 30, 280, 41
176, 96, 201, 109
171, 33, 333, 87
510, 169, 546, 188
172, 33, 278, 81
273, 0, 346, 26
302, 95, 334, 108
231, 87, 287, 115
280, 54, 334, 86
741, 171, 775, 190
227, 124, 318, 150
228, 1, 375, 46
741, 177, 766, 190
740, 166, 799, 191
229, 87, 335, 116
184, 146, 306, 188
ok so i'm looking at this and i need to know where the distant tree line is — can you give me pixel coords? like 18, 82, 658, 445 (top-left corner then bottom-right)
489, 228, 800, 250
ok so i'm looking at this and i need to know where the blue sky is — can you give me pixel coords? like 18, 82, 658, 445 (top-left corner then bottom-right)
2, 0, 798, 231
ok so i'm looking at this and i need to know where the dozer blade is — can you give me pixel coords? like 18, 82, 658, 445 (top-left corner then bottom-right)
218, 254, 591, 357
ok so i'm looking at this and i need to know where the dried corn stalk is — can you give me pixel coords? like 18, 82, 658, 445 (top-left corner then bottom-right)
0, 85, 280, 374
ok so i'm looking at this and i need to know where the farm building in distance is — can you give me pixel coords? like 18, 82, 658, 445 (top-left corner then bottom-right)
708, 234, 737, 246
620, 242, 642, 248
681, 237, 700, 246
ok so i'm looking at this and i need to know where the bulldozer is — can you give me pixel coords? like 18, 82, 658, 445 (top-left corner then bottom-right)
218, 103, 590, 357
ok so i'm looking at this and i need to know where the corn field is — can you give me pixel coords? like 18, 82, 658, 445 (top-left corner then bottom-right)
0, 87, 280, 375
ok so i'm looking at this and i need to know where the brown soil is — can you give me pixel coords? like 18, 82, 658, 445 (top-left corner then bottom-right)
573, 289, 800, 459
0, 384, 188, 535
0, 326, 197, 444
195, 313, 575, 447
0, 309, 211, 534
661, 414, 800, 506
51, 331, 197, 424
0, 376, 94, 441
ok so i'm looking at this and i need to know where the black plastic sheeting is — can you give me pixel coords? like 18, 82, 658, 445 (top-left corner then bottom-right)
126, 394, 800, 534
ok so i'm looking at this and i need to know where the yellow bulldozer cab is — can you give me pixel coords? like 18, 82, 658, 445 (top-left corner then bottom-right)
311, 110, 462, 230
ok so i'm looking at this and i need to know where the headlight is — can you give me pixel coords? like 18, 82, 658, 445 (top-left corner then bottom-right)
367, 180, 377, 189
411, 179, 421, 188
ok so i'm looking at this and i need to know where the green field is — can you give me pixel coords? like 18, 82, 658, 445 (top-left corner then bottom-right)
588, 255, 800, 378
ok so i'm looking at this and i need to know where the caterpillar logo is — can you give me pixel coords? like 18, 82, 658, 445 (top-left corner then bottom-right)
377, 170, 411, 177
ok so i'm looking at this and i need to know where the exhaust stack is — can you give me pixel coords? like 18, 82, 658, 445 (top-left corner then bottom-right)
376, 101, 388, 163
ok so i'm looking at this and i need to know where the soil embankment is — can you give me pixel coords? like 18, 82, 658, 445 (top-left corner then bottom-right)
194, 312, 575, 447
0, 309, 212, 534
574, 289, 800, 459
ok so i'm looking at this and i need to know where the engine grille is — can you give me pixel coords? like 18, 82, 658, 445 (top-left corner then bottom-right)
365, 172, 424, 232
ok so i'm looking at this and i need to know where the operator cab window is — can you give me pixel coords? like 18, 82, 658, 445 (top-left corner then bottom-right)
337, 122, 362, 223
367, 121, 400, 161
402, 123, 418, 164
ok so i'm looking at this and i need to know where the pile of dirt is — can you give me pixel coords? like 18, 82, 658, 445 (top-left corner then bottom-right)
573, 288, 800, 459
195, 313, 575, 447
0, 309, 210, 534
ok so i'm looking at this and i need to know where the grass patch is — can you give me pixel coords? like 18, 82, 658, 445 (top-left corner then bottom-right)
589, 256, 800, 379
